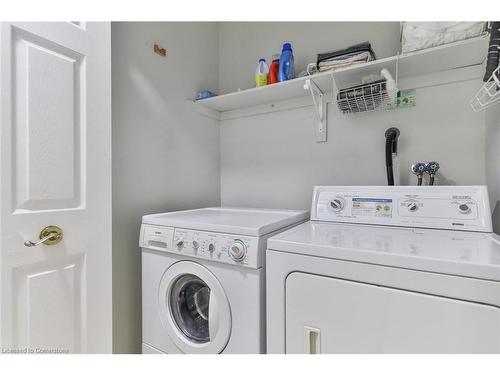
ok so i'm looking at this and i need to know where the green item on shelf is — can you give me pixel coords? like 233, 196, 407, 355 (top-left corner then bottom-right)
395, 89, 416, 108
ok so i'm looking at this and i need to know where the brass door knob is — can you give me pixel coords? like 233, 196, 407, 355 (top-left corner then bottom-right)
24, 226, 63, 247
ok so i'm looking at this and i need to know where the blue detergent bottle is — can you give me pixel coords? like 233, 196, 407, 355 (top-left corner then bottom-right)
278, 42, 295, 82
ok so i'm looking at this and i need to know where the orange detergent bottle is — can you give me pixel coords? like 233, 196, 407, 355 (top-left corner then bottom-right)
268, 54, 280, 84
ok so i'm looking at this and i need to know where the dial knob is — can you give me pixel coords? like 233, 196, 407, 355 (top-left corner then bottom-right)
330, 197, 344, 212
458, 204, 471, 214
176, 240, 184, 249
192, 240, 199, 249
406, 202, 418, 212
208, 243, 215, 253
229, 241, 247, 262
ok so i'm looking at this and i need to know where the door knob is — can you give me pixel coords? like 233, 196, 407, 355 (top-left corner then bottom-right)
24, 226, 63, 247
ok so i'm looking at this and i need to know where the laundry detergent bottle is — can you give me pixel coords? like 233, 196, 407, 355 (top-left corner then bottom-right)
268, 54, 280, 84
278, 43, 295, 82
255, 58, 269, 87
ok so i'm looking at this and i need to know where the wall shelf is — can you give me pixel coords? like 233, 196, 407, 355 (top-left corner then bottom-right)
195, 35, 489, 113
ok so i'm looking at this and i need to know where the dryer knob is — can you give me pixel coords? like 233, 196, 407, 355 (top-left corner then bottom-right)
229, 241, 247, 262
406, 202, 418, 212
458, 204, 471, 214
330, 198, 344, 212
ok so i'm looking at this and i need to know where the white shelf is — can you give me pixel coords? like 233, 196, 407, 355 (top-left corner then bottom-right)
196, 35, 489, 113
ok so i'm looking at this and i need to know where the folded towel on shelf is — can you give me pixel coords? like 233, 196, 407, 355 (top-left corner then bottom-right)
317, 42, 376, 72
318, 51, 373, 72
401, 22, 486, 54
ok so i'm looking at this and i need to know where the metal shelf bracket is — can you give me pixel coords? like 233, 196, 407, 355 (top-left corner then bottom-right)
304, 78, 327, 142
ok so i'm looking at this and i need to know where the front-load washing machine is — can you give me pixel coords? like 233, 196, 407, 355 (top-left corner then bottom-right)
267, 186, 500, 353
140, 207, 308, 354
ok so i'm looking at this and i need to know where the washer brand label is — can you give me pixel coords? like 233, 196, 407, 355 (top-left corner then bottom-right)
352, 198, 393, 218
453, 195, 472, 199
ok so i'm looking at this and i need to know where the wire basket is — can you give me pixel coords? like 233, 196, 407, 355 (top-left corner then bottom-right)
470, 65, 500, 112
336, 79, 398, 114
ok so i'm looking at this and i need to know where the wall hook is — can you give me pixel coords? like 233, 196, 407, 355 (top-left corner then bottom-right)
154, 44, 166, 57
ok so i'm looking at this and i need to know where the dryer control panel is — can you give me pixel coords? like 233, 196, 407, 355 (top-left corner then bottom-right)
311, 186, 492, 232
139, 225, 263, 269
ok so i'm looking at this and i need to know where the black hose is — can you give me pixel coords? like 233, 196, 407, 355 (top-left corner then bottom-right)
385, 127, 400, 186
484, 22, 500, 82
386, 141, 395, 185
386, 166, 394, 186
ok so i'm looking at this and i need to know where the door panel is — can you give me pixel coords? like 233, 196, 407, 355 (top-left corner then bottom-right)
27, 266, 78, 350
0, 22, 111, 353
286, 272, 500, 353
12, 26, 84, 212
13, 254, 84, 352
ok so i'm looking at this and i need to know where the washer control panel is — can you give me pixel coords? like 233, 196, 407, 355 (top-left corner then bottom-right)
140, 225, 262, 269
311, 186, 492, 232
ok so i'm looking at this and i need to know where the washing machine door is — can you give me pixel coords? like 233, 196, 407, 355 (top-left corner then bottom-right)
158, 261, 232, 353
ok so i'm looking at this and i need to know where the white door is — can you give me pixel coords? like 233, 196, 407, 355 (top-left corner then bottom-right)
0, 22, 111, 353
286, 272, 500, 354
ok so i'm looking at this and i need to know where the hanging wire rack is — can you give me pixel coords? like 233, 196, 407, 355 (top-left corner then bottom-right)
470, 65, 500, 112
336, 80, 399, 113
334, 62, 399, 114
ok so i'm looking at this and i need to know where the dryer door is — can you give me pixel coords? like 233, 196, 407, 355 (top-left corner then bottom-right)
158, 261, 232, 353
285, 272, 500, 353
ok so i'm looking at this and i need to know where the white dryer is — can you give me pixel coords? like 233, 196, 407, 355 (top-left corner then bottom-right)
267, 186, 500, 354
140, 207, 308, 354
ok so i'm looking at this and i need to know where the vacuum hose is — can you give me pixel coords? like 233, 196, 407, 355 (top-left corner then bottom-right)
385, 127, 400, 186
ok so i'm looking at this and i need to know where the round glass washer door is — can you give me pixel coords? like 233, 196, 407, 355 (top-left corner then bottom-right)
158, 261, 232, 354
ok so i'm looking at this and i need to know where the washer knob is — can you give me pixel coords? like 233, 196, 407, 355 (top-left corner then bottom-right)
229, 241, 247, 262
192, 240, 199, 249
208, 243, 215, 253
176, 240, 184, 250
458, 204, 471, 214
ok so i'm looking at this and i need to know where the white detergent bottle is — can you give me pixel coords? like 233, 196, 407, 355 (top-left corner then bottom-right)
255, 58, 269, 87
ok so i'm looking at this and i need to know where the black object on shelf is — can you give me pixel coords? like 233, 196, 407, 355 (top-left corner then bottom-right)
316, 42, 376, 73
484, 21, 500, 82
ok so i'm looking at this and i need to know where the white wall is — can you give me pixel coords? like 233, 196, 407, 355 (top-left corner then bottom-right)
112, 22, 220, 353
219, 23, 486, 209
111, 21, 492, 352
218, 22, 401, 94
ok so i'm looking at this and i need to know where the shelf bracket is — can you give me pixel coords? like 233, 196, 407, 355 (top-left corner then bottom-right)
304, 78, 327, 142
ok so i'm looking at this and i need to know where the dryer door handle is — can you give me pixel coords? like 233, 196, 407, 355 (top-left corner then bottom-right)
304, 326, 321, 354
208, 289, 219, 341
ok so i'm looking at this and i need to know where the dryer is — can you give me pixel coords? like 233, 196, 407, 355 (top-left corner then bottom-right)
140, 207, 308, 354
266, 186, 500, 354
